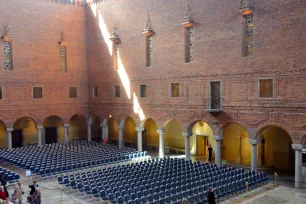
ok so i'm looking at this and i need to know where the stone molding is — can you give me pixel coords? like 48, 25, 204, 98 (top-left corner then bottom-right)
6, 128, 13, 132
63, 124, 69, 128
213, 135, 223, 141
157, 129, 166, 135
36, 126, 43, 130
249, 139, 260, 145
135, 127, 144, 132
291, 144, 304, 150
117, 125, 124, 129
182, 132, 190, 137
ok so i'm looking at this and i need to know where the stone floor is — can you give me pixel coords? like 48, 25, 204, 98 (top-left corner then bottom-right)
1, 150, 306, 204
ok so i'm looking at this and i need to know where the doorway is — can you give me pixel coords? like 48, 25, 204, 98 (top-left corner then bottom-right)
45, 127, 58, 144
12, 130, 23, 148
197, 135, 208, 155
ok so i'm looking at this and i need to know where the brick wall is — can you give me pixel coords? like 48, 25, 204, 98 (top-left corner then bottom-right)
86, 0, 306, 143
0, 0, 88, 127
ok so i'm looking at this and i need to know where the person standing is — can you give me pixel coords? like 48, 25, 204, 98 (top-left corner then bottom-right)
29, 181, 38, 196
0, 186, 7, 200
208, 144, 214, 163
13, 182, 23, 204
207, 187, 216, 204
0, 174, 9, 197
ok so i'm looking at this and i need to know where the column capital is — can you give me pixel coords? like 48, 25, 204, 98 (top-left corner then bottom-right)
213, 135, 223, 141
63, 124, 69, 128
249, 139, 260, 145
135, 127, 144, 132
117, 125, 124, 129
182, 132, 191, 137
100, 124, 107, 127
37, 126, 43, 130
6, 128, 13, 132
157, 129, 166, 135
291, 144, 304, 150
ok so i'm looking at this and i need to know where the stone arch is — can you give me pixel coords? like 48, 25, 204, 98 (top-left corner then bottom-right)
218, 120, 247, 136
0, 120, 7, 148
256, 121, 292, 140
13, 116, 38, 147
187, 120, 215, 156
257, 125, 293, 173
142, 118, 159, 150
88, 113, 101, 125
106, 115, 119, 144
68, 114, 87, 142
139, 116, 160, 128
122, 116, 137, 147
222, 122, 251, 165
89, 113, 102, 141
43, 115, 64, 144
162, 118, 185, 152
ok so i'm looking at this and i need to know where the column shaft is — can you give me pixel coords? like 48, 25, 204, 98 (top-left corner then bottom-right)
295, 148, 303, 188
213, 136, 223, 167
185, 136, 191, 160
136, 129, 143, 152
64, 124, 69, 144
7, 128, 13, 149
118, 126, 124, 147
251, 144, 257, 172
87, 124, 92, 142
157, 130, 165, 158
37, 126, 43, 146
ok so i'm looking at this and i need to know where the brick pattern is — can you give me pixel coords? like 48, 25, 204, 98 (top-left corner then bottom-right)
86, 0, 306, 143
0, 0, 88, 126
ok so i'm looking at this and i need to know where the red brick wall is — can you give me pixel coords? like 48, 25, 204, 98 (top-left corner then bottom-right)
86, 0, 306, 143
0, 0, 88, 127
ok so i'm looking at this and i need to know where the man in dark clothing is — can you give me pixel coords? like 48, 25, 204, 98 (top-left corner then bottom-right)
207, 187, 216, 204
29, 181, 38, 196
0, 173, 9, 197
208, 144, 213, 163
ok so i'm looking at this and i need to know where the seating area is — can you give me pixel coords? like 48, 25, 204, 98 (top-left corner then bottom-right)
59, 157, 270, 204
0, 141, 139, 177
0, 167, 20, 184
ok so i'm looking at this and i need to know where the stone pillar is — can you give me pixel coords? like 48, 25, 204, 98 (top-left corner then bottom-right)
182, 132, 191, 160
292, 144, 303, 188
135, 127, 144, 152
37, 126, 43, 146
63, 124, 69, 144
157, 130, 166, 158
101, 124, 108, 140
213, 135, 223, 166
249, 139, 260, 172
6, 128, 13, 149
236, 136, 241, 163
118, 125, 124, 147
87, 123, 92, 142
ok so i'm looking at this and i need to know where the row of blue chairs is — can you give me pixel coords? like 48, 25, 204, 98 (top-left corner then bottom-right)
0, 167, 20, 183
0, 141, 141, 176
59, 157, 269, 203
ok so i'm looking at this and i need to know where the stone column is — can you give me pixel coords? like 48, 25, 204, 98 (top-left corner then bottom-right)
213, 135, 223, 166
236, 136, 241, 163
87, 123, 92, 142
292, 144, 303, 188
157, 130, 166, 158
182, 132, 191, 160
6, 128, 13, 149
249, 139, 260, 172
101, 124, 108, 140
63, 124, 69, 144
37, 126, 43, 146
135, 127, 144, 152
118, 125, 124, 148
